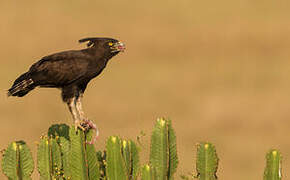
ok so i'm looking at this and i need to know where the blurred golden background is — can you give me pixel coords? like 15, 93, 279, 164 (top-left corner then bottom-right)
1, 1, 290, 179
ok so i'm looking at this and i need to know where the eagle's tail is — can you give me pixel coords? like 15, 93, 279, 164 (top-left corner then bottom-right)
8, 72, 35, 97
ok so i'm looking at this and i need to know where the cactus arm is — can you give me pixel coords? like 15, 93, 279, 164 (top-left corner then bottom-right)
48, 124, 70, 140
48, 124, 71, 179
69, 127, 89, 180
37, 137, 52, 180
150, 118, 178, 180
50, 138, 62, 178
167, 120, 178, 180
2, 141, 34, 180
96, 151, 107, 179
85, 129, 100, 180
141, 164, 155, 180
18, 141, 34, 180
129, 141, 140, 180
122, 140, 131, 177
264, 149, 282, 180
106, 136, 127, 180
196, 143, 218, 180
2, 142, 19, 180
122, 140, 140, 180
150, 118, 168, 180
59, 136, 71, 179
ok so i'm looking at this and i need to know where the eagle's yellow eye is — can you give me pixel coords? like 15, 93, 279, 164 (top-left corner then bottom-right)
108, 42, 113, 46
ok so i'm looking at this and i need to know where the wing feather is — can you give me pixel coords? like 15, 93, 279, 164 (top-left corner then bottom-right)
29, 50, 91, 87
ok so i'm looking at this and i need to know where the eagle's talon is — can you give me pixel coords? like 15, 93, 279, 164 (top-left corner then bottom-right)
74, 120, 86, 131
78, 119, 99, 144
82, 119, 97, 130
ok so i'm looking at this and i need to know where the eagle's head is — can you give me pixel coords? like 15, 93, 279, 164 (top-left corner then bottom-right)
79, 37, 125, 56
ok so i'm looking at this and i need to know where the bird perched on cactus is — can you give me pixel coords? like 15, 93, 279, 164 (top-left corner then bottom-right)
8, 37, 125, 143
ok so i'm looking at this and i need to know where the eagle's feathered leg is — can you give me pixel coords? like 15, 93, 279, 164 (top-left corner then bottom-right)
67, 97, 85, 131
75, 94, 99, 144
67, 97, 78, 121
75, 93, 85, 120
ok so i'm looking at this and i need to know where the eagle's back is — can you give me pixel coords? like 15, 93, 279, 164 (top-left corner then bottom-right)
29, 50, 106, 88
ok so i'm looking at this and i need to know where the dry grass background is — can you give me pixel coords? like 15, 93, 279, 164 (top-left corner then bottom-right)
1, 0, 290, 179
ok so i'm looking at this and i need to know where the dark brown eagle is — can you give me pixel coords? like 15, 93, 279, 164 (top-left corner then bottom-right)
8, 37, 125, 140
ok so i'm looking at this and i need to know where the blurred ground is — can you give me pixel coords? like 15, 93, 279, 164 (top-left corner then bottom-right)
1, 0, 290, 179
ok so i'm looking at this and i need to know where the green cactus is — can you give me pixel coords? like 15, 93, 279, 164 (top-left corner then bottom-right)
85, 129, 100, 180
50, 138, 63, 178
37, 137, 51, 179
106, 136, 127, 180
48, 124, 70, 140
70, 127, 88, 180
196, 142, 218, 180
167, 120, 178, 180
69, 126, 101, 180
18, 142, 34, 180
122, 140, 140, 180
96, 150, 107, 178
48, 124, 71, 179
150, 118, 178, 180
1, 141, 34, 180
264, 149, 282, 180
58, 135, 71, 179
37, 124, 73, 180
37, 136, 64, 180
141, 164, 155, 180
3, 120, 286, 180
36, 124, 100, 180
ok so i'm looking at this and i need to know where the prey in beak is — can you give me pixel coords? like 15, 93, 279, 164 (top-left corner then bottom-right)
110, 41, 126, 53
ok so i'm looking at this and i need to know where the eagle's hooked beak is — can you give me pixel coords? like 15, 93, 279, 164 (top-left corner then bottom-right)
111, 41, 126, 53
